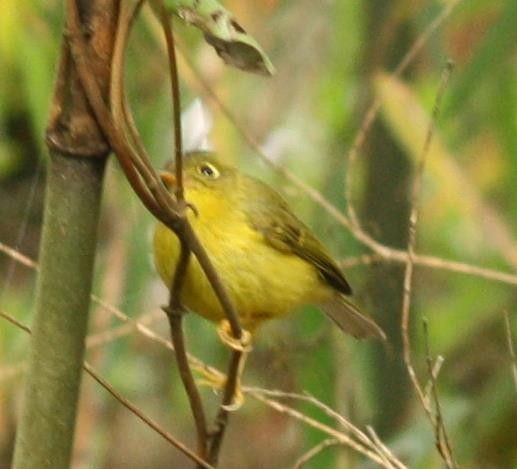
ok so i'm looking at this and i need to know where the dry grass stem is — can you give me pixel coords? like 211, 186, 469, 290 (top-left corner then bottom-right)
246, 387, 406, 469
292, 439, 341, 469
248, 391, 399, 468
366, 426, 406, 469
86, 310, 161, 348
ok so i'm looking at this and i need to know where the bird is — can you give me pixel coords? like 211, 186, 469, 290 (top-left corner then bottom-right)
153, 151, 385, 406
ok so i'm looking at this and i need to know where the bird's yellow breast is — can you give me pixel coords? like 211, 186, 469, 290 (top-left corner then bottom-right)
153, 185, 330, 331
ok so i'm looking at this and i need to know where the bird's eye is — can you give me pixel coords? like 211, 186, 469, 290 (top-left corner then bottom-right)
197, 162, 220, 179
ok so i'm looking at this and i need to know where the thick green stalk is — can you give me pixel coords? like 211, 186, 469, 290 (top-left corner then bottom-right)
12, 152, 106, 469
13, 0, 116, 463
361, 0, 413, 435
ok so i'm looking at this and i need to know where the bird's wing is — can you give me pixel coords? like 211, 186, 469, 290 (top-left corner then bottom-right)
245, 181, 352, 296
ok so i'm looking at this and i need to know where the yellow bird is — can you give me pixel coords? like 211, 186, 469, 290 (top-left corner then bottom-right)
153, 152, 385, 341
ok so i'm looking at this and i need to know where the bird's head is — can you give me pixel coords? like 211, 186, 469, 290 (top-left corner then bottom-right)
159, 152, 236, 195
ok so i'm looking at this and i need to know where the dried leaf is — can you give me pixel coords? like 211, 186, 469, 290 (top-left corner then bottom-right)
164, 0, 275, 76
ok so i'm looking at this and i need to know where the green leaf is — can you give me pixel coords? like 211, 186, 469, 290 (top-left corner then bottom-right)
164, 0, 275, 76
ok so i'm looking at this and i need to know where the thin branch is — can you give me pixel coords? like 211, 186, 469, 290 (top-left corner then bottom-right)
0, 242, 38, 269
247, 389, 375, 450
423, 320, 458, 468
86, 319, 152, 349
110, 0, 175, 223
90, 295, 225, 380
292, 439, 341, 469
158, 6, 246, 462
0, 309, 213, 469
503, 311, 517, 396
340, 250, 517, 288
158, 4, 184, 201
401, 61, 454, 410
366, 426, 406, 469
247, 391, 394, 468
0, 310, 31, 334
66, 0, 176, 224
111, 0, 148, 161
82, 362, 213, 469
401, 61, 453, 400
164, 237, 209, 460
207, 349, 243, 465
156, 4, 211, 460
0, 311, 161, 384
246, 387, 406, 469
400, 62, 458, 469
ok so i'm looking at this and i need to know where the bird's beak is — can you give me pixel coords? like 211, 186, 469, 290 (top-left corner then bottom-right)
159, 170, 176, 189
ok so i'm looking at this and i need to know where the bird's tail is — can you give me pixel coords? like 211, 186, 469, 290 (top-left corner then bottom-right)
320, 295, 386, 341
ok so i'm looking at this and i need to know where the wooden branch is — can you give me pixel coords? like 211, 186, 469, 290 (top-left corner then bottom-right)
163, 234, 209, 460
207, 350, 243, 464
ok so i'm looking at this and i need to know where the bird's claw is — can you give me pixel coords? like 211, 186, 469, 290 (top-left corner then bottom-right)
217, 320, 253, 353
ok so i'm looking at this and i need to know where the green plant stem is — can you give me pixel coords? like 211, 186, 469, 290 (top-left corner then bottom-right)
12, 152, 106, 469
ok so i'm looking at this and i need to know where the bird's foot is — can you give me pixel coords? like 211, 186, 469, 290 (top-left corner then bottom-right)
195, 320, 253, 410
193, 364, 245, 411
217, 319, 253, 353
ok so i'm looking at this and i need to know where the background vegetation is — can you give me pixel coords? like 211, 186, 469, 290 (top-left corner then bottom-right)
1, 0, 516, 467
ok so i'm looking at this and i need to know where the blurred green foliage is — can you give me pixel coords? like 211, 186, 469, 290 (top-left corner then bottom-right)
1, 0, 516, 468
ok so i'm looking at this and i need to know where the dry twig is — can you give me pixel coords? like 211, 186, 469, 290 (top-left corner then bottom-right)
246, 387, 407, 469
399, 61, 458, 469
423, 320, 457, 467
249, 391, 397, 468
292, 439, 341, 469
